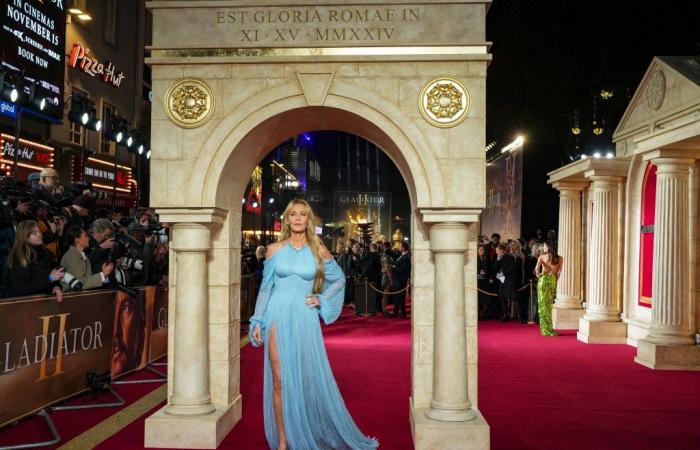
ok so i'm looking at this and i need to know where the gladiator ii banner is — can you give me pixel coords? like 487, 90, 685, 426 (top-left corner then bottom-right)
333, 191, 392, 243
482, 152, 523, 240
111, 288, 152, 379
0, 291, 115, 427
148, 286, 168, 362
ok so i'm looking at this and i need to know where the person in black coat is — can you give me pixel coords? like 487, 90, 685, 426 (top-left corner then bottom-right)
392, 241, 411, 318
493, 244, 518, 322
86, 218, 116, 275
6, 220, 64, 301
362, 243, 382, 313
477, 245, 492, 319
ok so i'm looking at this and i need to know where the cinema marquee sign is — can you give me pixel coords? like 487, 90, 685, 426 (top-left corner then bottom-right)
68, 42, 125, 88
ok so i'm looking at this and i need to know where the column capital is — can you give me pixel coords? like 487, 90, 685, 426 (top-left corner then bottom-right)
585, 174, 624, 188
552, 180, 589, 193
428, 222, 469, 253
171, 222, 212, 252
642, 148, 698, 162
649, 157, 696, 174
155, 207, 228, 226
420, 209, 480, 224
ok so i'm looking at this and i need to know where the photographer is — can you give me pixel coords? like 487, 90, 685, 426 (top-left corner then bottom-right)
6, 221, 64, 301
35, 204, 66, 259
103, 222, 156, 287
86, 218, 115, 274
36, 168, 61, 196
147, 242, 169, 287
60, 226, 114, 292
63, 195, 93, 231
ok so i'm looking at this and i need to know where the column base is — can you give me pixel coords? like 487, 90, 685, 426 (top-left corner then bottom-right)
411, 398, 489, 450
145, 395, 242, 449
635, 340, 700, 371
577, 318, 626, 344
552, 306, 584, 330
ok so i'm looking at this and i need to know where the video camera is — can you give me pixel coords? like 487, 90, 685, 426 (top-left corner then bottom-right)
145, 221, 168, 244
0, 176, 33, 226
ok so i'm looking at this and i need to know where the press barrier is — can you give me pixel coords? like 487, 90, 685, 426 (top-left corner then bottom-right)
0, 285, 167, 434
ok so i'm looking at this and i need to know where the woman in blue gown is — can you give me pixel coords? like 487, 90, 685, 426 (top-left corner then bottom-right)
249, 199, 379, 450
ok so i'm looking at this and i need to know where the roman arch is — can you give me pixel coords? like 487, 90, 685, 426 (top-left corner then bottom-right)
144, 2, 491, 449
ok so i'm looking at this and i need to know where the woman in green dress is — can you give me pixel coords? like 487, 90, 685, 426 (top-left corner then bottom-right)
535, 240, 563, 336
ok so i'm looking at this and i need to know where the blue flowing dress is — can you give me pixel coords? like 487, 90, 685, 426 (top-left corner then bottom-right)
248, 243, 379, 450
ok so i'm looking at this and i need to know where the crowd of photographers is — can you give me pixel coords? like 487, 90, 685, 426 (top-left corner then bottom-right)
0, 168, 169, 302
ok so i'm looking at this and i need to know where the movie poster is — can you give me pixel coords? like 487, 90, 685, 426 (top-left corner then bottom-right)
110, 290, 148, 379
149, 286, 168, 362
482, 151, 523, 240
333, 191, 391, 244
0, 291, 115, 427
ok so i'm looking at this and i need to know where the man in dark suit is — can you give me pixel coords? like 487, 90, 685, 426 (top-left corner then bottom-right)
493, 244, 518, 322
392, 241, 411, 318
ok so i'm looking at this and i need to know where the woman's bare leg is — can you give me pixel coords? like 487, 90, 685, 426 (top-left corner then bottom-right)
268, 326, 287, 450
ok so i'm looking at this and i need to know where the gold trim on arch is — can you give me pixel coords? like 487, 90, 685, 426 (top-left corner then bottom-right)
150, 45, 489, 58
418, 76, 472, 128
164, 78, 216, 129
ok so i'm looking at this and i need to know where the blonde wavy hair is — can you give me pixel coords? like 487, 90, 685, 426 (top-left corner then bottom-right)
280, 198, 325, 293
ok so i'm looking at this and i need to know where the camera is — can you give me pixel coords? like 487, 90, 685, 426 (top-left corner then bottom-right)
121, 256, 143, 271
0, 177, 33, 225
86, 369, 111, 397
144, 220, 169, 244
63, 272, 84, 290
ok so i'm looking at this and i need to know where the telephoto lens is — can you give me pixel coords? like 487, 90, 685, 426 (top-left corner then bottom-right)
122, 257, 144, 271
63, 272, 84, 290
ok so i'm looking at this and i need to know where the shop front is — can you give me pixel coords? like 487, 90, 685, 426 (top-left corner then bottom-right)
0, 133, 55, 179
75, 156, 138, 212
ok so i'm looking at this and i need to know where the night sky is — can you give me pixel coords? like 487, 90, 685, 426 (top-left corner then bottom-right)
486, 0, 700, 237
486, 0, 700, 156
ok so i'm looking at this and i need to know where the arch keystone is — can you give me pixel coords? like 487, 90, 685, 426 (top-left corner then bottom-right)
296, 72, 335, 106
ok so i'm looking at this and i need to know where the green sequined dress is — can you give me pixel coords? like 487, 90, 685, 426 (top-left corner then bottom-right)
537, 273, 558, 336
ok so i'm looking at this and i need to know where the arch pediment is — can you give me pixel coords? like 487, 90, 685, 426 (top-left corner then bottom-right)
613, 56, 700, 155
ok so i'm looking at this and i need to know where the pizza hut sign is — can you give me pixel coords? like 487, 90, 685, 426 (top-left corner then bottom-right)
68, 42, 125, 88
1, 138, 52, 166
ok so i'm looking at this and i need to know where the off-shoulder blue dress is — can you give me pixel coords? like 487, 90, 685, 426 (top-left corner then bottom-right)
248, 243, 379, 450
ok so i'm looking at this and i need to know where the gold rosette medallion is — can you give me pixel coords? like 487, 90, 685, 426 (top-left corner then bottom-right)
165, 78, 215, 128
419, 76, 472, 128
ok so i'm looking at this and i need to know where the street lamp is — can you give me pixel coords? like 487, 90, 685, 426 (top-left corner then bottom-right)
501, 135, 525, 153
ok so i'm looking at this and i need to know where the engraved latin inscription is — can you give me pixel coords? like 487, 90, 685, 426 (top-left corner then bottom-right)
215, 7, 422, 43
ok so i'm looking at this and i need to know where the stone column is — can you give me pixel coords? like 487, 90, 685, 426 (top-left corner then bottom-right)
165, 222, 216, 416
412, 212, 489, 450
552, 182, 588, 329
426, 222, 475, 422
645, 157, 695, 345
146, 209, 237, 449
577, 176, 627, 343
636, 157, 700, 370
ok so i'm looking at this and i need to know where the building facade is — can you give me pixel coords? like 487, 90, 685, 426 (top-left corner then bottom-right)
548, 56, 700, 369
51, 0, 150, 210
0, 0, 151, 210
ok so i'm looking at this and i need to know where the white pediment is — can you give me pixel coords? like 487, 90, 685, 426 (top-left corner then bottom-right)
613, 57, 700, 155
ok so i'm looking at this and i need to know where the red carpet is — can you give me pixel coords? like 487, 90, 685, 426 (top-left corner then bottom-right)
4, 312, 700, 450
94, 307, 413, 450
0, 364, 166, 449
479, 322, 700, 450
